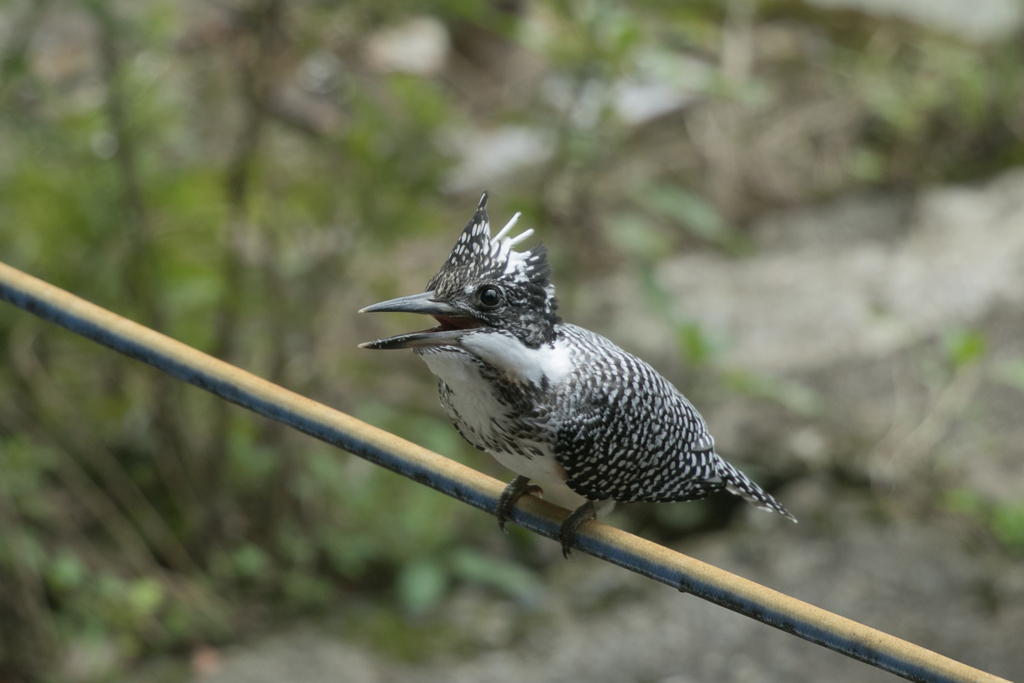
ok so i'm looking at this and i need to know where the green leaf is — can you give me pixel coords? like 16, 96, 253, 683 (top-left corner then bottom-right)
276, 522, 316, 566
848, 147, 887, 182
283, 572, 335, 606
604, 213, 671, 261
941, 488, 985, 518
991, 503, 1024, 551
676, 322, 715, 366
633, 185, 749, 252
724, 370, 821, 416
232, 544, 272, 580
943, 329, 987, 367
397, 559, 448, 616
47, 551, 87, 591
450, 548, 543, 604
319, 528, 383, 579
127, 578, 165, 617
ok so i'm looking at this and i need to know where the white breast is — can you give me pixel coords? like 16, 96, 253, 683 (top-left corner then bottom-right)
420, 348, 504, 444
417, 336, 574, 486
459, 331, 574, 387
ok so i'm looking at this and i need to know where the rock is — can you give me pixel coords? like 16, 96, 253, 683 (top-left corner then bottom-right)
805, 0, 1023, 43
594, 169, 1024, 374
438, 126, 556, 193
195, 630, 381, 683
364, 17, 450, 76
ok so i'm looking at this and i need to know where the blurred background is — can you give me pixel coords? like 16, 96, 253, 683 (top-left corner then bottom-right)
1, 0, 1024, 681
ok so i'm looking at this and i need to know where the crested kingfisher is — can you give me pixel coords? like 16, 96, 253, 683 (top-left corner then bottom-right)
359, 193, 795, 557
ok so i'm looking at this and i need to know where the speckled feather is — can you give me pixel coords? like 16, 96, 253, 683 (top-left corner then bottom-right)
414, 197, 794, 519
427, 193, 556, 320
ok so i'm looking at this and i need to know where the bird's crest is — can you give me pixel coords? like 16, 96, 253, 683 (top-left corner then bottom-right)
427, 193, 555, 308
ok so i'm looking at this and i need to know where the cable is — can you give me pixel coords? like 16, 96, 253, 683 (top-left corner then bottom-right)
0, 260, 1009, 683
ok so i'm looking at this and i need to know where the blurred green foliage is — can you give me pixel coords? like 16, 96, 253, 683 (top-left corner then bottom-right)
1, 0, 1023, 680
943, 328, 988, 369
943, 488, 1024, 554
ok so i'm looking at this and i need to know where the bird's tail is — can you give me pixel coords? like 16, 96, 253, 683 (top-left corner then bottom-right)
715, 458, 797, 522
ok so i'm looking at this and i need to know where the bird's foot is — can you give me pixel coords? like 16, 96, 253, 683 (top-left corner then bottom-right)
496, 475, 543, 532
559, 501, 597, 559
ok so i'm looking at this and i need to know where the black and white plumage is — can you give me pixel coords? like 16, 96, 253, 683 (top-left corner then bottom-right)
360, 193, 795, 556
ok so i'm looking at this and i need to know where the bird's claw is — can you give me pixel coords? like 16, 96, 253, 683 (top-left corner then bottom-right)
496, 475, 543, 532
558, 501, 597, 559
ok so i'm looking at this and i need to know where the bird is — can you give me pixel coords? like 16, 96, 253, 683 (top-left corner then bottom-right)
359, 193, 795, 557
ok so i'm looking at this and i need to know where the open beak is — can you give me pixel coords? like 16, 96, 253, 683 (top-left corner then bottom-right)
358, 291, 481, 350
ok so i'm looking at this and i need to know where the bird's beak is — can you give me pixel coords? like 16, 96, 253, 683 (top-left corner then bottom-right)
359, 291, 460, 316
358, 291, 480, 350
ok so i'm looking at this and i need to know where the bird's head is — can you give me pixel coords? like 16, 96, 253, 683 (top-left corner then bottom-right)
359, 193, 561, 352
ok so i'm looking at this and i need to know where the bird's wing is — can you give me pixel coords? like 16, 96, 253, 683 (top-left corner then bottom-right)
550, 331, 727, 503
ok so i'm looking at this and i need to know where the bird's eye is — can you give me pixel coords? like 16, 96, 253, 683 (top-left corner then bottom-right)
477, 285, 502, 308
